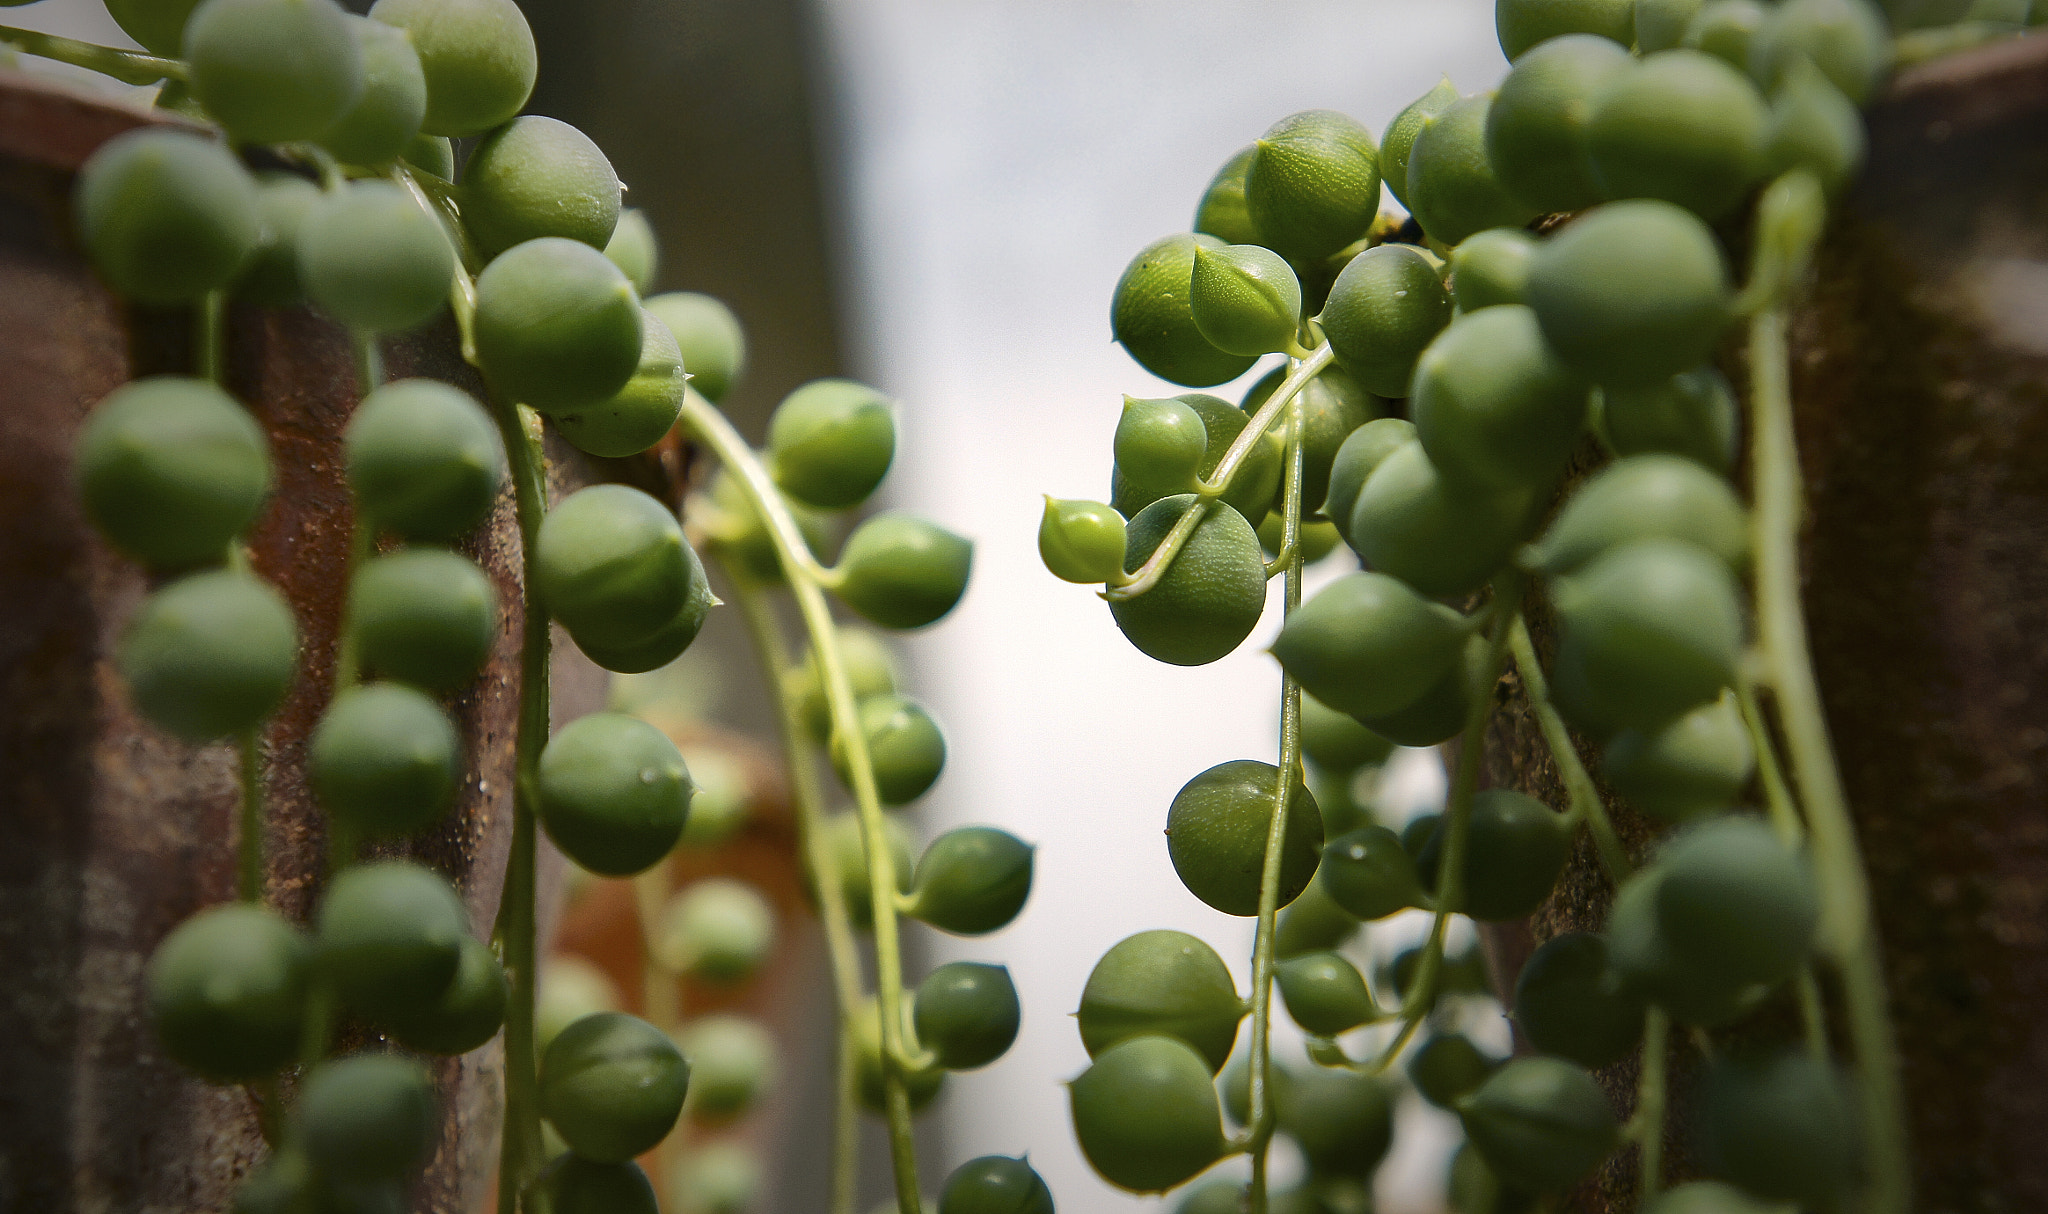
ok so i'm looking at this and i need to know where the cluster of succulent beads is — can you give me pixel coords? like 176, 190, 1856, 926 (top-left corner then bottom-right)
1033, 0, 1949, 1209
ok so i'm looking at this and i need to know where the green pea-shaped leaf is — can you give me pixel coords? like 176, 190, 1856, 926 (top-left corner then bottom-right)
1193, 145, 1261, 247
540, 1011, 689, 1163
403, 133, 455, 178
1552, 538, 1745, 731
1587, 51, 1771, 222
534, 1157, 658, 1214
645, 291, 747, 403
234, 172, 321, 307
1349, 434, 1540, 597
833, 514, 973, 630
767, 378, 897, 510
1642, 1180, 1785, 1214
680, 1014, 777, 1122
1273, 571, 1468, 719
385, 933, 507, 1056
1322, 417, 1414, 542
830, 693, 946, 806
320, 15, 427, 167
570, 541, 714, 675
1487, 34, 1634, 215
1279, 1065, 1396, 1177
938, 1155, 1054, 1214
1319, 243, 1454, 399
1276, 950, 1379, 1036
1189, 242, 1303, 357
75, 128, 258, 305
1114, 392, 1281, 526
1077, 929, 1245, 1072
1380, 77, 1459, 207
147, 903, 309, 1082
1406, 95, 1539, 248
344, 379, 506, 542
1415, 789, 1574, 921
1637, 0, 1705, 52
1749, 0, 1893, 104
460, 115, 621, 257
653, 877, 774, 982
1604, 865, 1765, 1026
1596, 364, 1740, 472
538, 712, 693, 876
604, 208, 660, 294
1497, 0, 1636, 58
368, 0, 536, 136
1352, 637, 1479, 747
1069, 1036, 1225, 1193
309, 682, 461, 838
1166, 759, 1323, 917
316, 860, 470, 1023
1115, 396, 1209, 501
1297, 696, 1395, 774
1683, 0, 1770, 69
1408, 1033, 1499, 1109
1526, 199, 1732, 389
1512, 932, 1645, 1068
1411, 304, 1592, 491
537, 484, 694, 650
231, 1147, 320, 1214
1456, 1057, 1620, 1191
297, 1053, 436, 1181
186, 0, 365, 146
1273, 874, 1361, 960
1039, 497, 1127, 585
105, 0, 204, 55
1449, 227, 1538, 313
298, 180, 453, 333
1111, 233, 1259, 388
1761, 57, 1867, 194
475, 237, 644, 414
1109, 495, 1267, 667
908, 825, 1034, 935
118, 570, 298, 743
914, 961, 1021, 1070
1245, 110, 1382, 265
1700, 1050, 1860, 1203
77, 376, 271, 571
823, 811, 914, 931
350, 548, 497, 693
1656, 814, 1819, 985
1534, 453, 1748, 574
1602, 692, 1755, 821
1319, 824, 1430, 921
553, 310, 687, 459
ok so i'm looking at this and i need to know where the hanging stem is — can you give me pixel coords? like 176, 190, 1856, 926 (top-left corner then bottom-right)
1506, 616, 1630, 883
196, 291, 226, 386
0, 24, 184, 84
721, 560, 874, 1214
1748, 305, 1908, 1214
679, 392, 923, 1214
1242, 389, 1307, 1214
1636, 1008, 1670, 1205
1106, 343, 1335, 603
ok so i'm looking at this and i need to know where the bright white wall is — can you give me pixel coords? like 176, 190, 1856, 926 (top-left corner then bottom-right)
812, 3, 1510, 1210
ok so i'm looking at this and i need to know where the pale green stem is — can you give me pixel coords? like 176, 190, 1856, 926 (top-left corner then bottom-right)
1243, 394, 1307, 1214
0, 24, 183, 83
679, 392, 923, 1214
1736, 681, 1805, 847
1507, 615, 1631, 883
1374, 583, 1520, 1072
393, 168, 480, 361
1749, 305, 1908, 1214
353, 329, 384, 395
722, 561, 872, 1214
1107, 343, 1335, 602
1636, 1008, 1669, 1205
